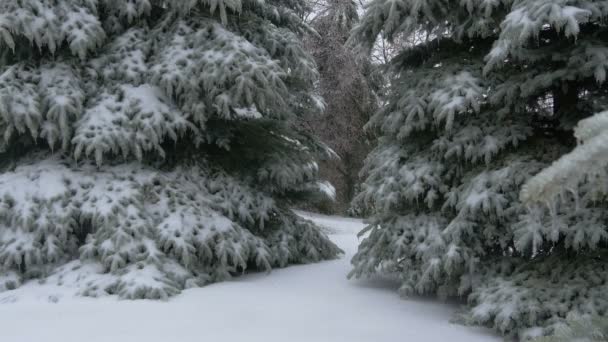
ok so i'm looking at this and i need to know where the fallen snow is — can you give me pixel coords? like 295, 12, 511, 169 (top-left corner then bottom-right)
0, 212, 499, 342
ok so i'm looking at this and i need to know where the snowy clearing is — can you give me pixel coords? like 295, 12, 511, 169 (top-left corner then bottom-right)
0, 212, 499, 342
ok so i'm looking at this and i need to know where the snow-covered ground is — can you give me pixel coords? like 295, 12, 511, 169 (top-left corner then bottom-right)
0, 212, 499, 342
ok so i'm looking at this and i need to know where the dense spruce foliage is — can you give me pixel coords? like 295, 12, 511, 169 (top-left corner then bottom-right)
0, 0, 341, 299
349, 0, 608, 338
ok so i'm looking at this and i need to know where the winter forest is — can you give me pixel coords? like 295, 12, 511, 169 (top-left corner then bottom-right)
1, 0, 608, 341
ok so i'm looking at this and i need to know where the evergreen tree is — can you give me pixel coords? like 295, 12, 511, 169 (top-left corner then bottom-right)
0, 0, 341, 299
349, 0, 608, 337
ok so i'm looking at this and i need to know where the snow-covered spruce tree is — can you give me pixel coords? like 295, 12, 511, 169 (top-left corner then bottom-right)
349, 0, 608, 338
0, 0, 341, 299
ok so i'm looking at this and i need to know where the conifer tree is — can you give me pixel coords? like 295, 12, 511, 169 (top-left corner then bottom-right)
350, 0, 608, 337
0, 0, 340, 299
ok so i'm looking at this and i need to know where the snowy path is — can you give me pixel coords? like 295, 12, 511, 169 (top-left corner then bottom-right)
0, 212, 499, 342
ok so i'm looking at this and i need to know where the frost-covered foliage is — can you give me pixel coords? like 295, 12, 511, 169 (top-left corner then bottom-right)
0, 0, 340, 298
531, 315, 608, 342
522, 110, 608, 205
299, 0, 378, 214
350, 0, 608, 338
